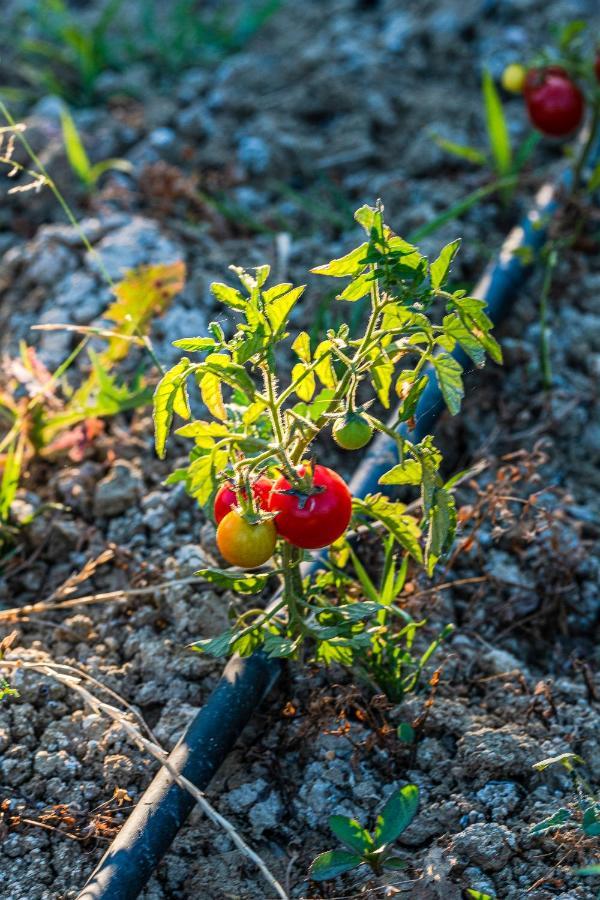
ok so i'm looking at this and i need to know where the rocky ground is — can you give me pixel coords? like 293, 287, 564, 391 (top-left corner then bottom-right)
0, 0, 599, 898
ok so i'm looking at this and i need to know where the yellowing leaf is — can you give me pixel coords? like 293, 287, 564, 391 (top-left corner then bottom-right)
292, 362, 315, 402
199, 371, 226, 420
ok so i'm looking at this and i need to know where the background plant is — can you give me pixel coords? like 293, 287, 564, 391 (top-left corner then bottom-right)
154, 201, 501, 667
308, 784, 419, 881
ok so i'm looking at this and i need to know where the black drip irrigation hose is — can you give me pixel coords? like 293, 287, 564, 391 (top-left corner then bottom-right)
79, 165, 580, 900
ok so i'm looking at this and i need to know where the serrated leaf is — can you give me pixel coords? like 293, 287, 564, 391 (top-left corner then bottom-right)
432, 354, 464, 415
396, 372, 429, 422
262, 633, 302, 658
373, 784, 419, 848
153, 358, 192, 458
314, 341, 336, 387
292, 362, 316, 402
254, 264, 270, 287
175, 420, 230, 440
354, 204, 377, 233
265, 285, 305, 333
187, 449, 228, 506
430, 238, 461, 290
309, 849, 361, 882
338, 271, 371, 302
443, 313, 486, 366
235, 325, 268, 364
370, 351, 394, 409
195, 568, 271, 594
530, 808, 572, 835
453, 297, 502, 364
199, 370, 226, 420
354, 496, 422, 563
204, 353, 256, 398
292, 331, 311, 363
191, 629, 235, 657
329, 816, 374, 855
426, 487, 457, 575
379, 459, 422, 486
172, 337, 216, 352
211, 282, 247, 310
582, 807, 600, 837
311, 243, 369, 277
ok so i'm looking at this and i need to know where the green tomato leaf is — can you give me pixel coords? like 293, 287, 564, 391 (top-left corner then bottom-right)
210, 282, 247, 310
379, 459, 422, 486
529, 808, 572, 835
265, 284, 305, 333
314, 340, 337, 388
311, 243, 369, 277
153, 358, 192, 458
354, 496, 422, 563
172, 337, 217, 352
369, 351, 394, 409
292, 362, 316, 402
329, 816, 374, 855
191, 629, 236, 657
292, 331, 311, 363
426, 487, 457, 575
308, 849, 362, 882
195, 568, 271, 594
373, 784, 419, 848
430, 239, 461, 291
432, 354, 464, 416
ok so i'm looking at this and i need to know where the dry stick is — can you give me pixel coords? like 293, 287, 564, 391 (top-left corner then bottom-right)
1, 658, 289, 900
0, 576, 203, 621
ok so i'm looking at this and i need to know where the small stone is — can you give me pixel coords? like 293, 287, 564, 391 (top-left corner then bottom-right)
94, 461, 144, 517
223, 778, 268, 811
248, 792, 283, 834
452, 822, 515, 872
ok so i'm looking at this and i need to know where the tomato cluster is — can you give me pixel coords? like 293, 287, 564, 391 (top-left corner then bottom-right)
502, 62, 586, 138
214, 465, 353, 567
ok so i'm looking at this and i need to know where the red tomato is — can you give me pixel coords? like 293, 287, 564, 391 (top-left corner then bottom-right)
214, 476, 273, 524
216, 511, 276, 568
524, 67, 584, 137
268, 465, 352, 550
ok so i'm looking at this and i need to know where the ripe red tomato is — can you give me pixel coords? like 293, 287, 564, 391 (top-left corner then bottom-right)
216, 511, 276, 568
214, 476, 273, 524
524, 67, 584, 137
268, 465, 352, 550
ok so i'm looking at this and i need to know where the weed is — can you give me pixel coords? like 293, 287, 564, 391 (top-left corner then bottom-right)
59, 105, 132, 191
308, 784, 419, 881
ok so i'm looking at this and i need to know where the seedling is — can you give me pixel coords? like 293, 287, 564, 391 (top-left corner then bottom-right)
308, 784, 419, 881
155, 201, 501, 665
531, 753, 600, 838
60, 106, 132, 191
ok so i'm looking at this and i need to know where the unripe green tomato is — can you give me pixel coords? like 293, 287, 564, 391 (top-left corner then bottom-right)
502, 63, 527, 94
332, 413, 373, 450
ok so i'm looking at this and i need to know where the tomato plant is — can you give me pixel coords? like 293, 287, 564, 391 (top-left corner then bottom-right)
153, 201, 501, 665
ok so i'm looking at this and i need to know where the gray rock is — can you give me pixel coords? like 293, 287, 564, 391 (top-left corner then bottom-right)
176, 104, 214, 140
237, 135, 271, 175
85, 216, 182, 281
452, 822, 515, 872
34, 749, 80, 779
475, 781, 521, 818
248, 792, 283, 834
94, 461, 144, 517
224, 778, 268, 811
54, 270, 107, 324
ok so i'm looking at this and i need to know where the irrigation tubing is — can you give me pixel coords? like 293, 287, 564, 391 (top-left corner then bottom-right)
79, 161, 584, 900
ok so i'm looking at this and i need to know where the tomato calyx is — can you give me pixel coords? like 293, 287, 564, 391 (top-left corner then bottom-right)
273, 483, 326, 510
